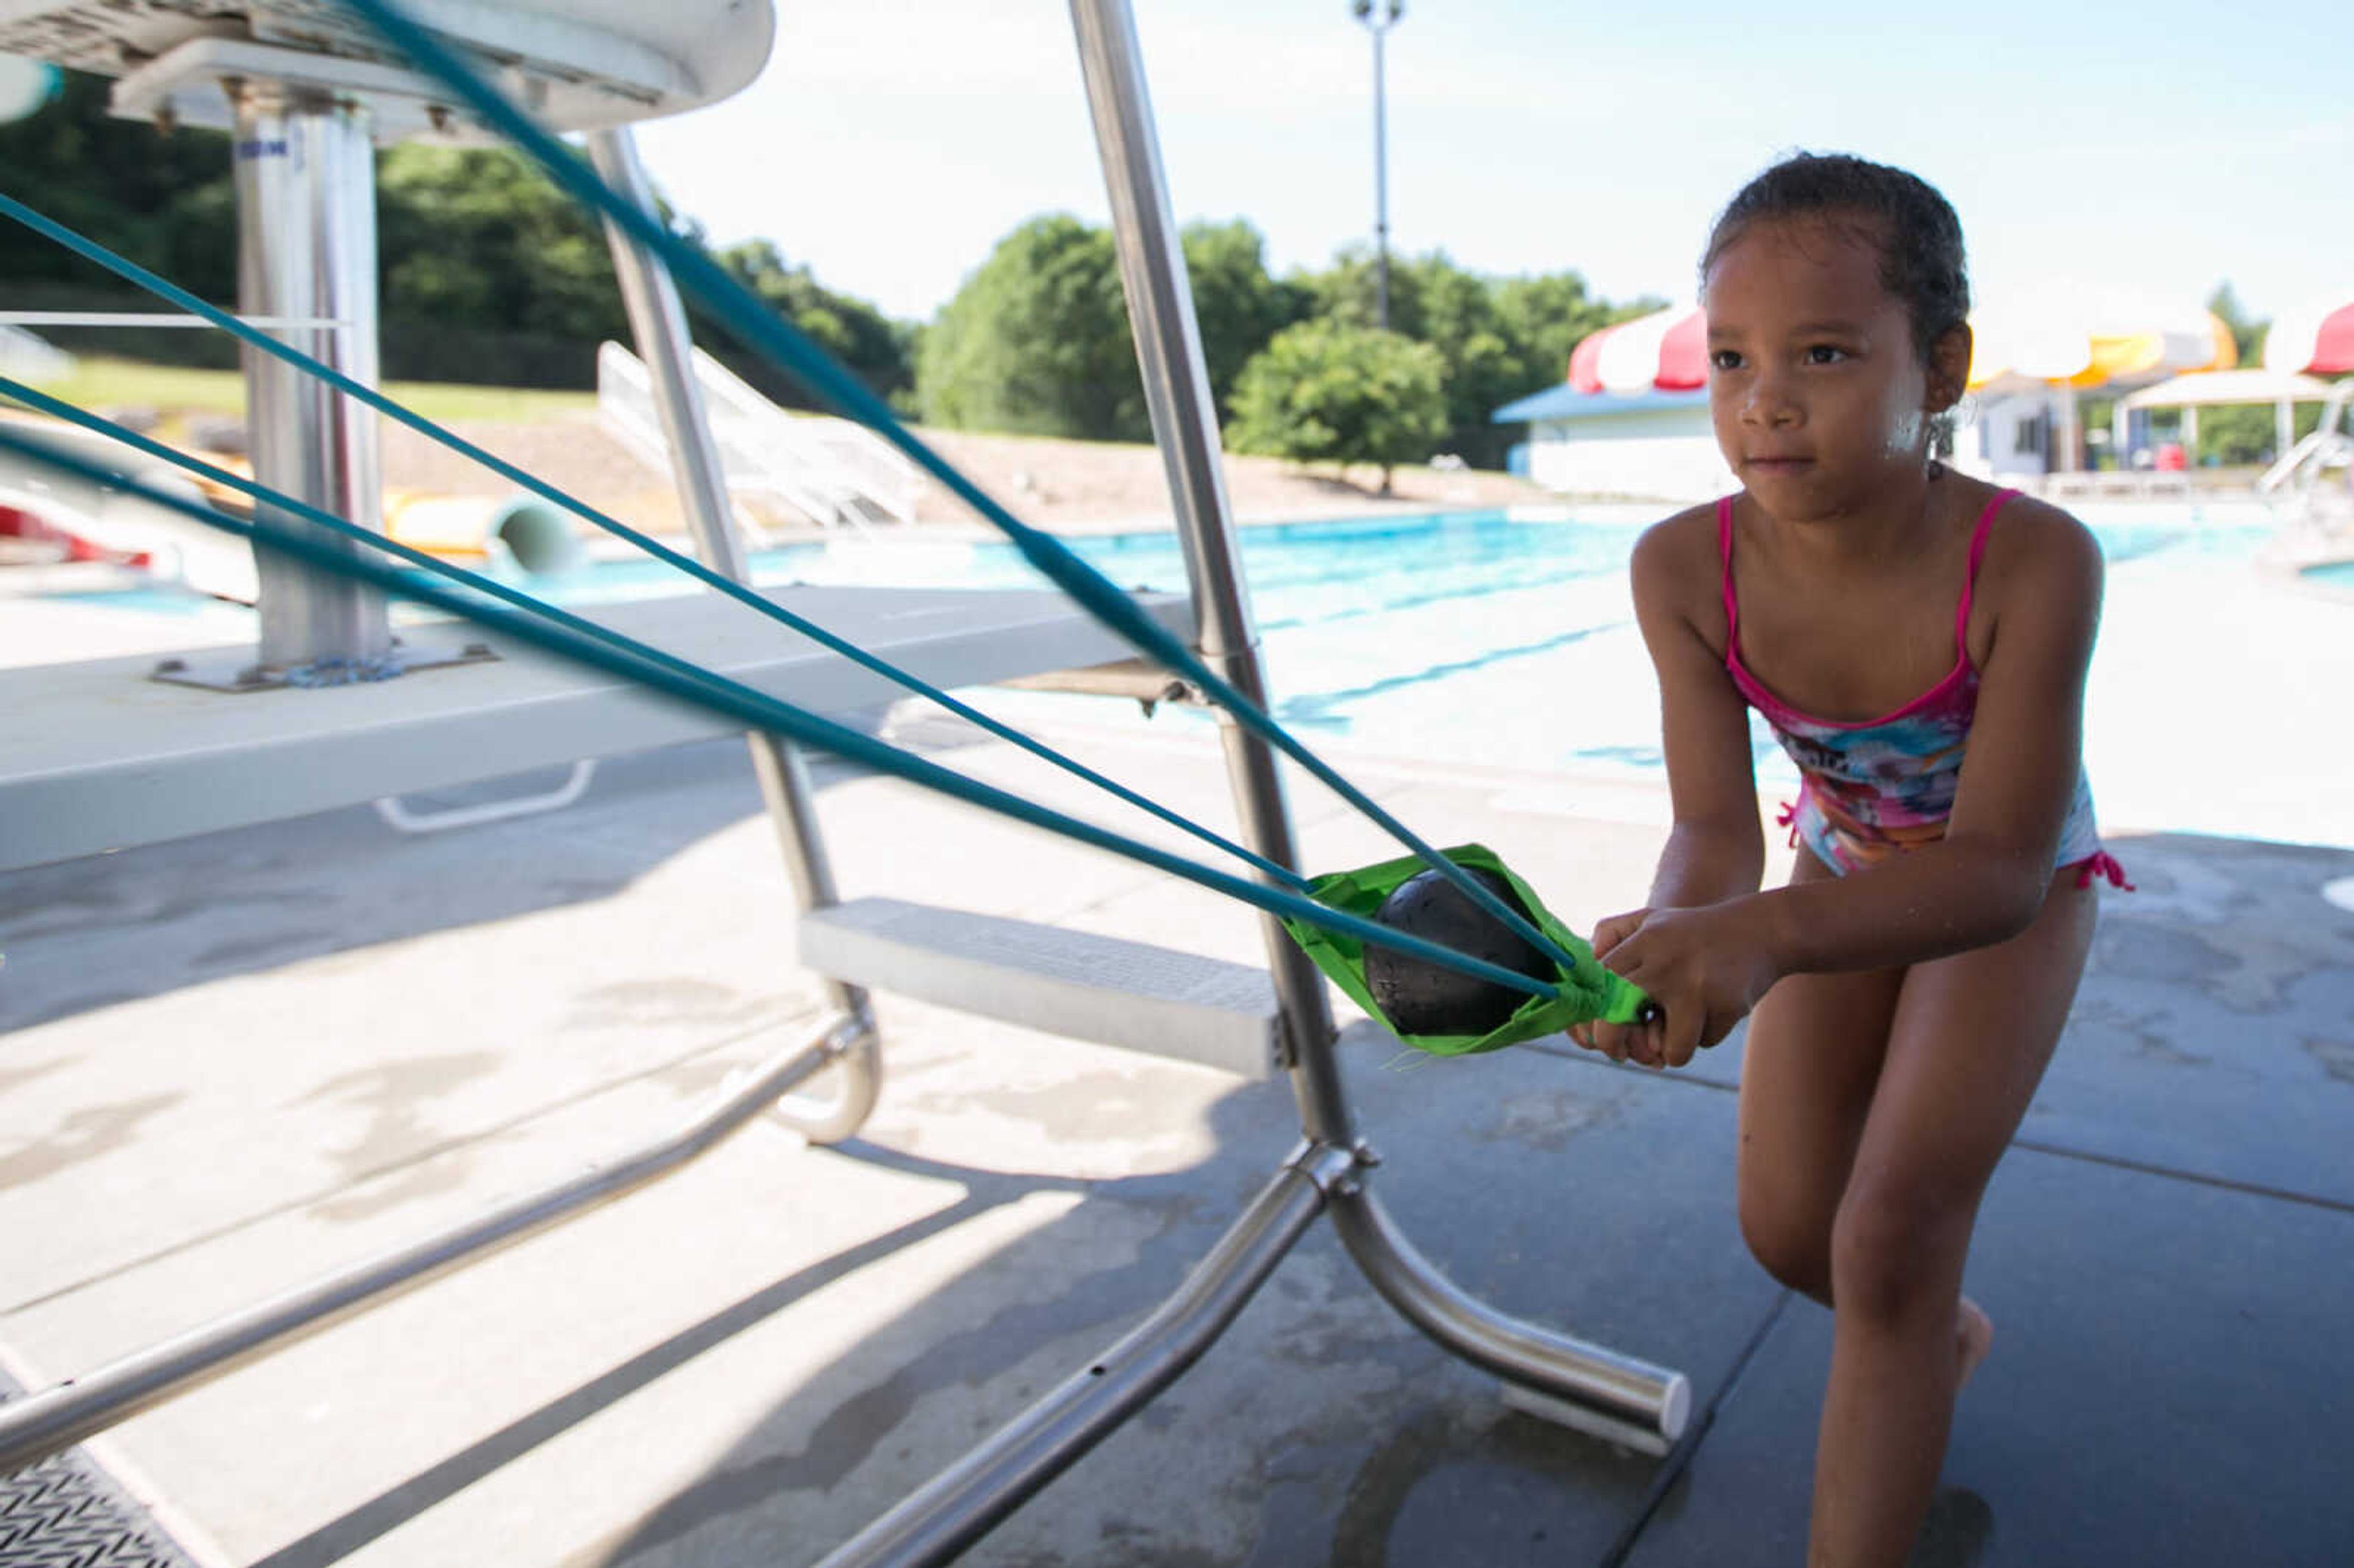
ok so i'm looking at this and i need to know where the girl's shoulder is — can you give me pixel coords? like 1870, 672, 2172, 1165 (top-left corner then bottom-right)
1971, 482, 2103, 601
1629, 500, 1724, 598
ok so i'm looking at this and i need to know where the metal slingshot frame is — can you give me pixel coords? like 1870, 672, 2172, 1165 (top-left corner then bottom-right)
0, 2, 1688, 1561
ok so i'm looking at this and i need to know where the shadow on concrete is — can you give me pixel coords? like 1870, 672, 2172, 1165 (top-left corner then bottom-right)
243, 1159, 1053, 1568
0, 703, 1042, 1037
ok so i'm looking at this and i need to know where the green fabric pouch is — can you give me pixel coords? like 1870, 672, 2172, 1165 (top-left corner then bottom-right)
1278, 843, 1653, 1057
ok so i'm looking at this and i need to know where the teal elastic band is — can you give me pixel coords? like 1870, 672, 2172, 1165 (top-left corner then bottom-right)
0, 422, 1561, 1004
333, 0, 1582, 980
0, 199, 1305, 892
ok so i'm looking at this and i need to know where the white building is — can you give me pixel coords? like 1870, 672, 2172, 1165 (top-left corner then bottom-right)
1493, 384, 1730, 501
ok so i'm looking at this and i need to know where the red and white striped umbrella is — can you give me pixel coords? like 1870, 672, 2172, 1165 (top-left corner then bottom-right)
2264, 294, 2354, 375
1567, 302, 1708, 394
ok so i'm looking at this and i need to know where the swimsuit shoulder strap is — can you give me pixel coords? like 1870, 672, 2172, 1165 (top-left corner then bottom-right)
1717, 494, 1739, 649
1954, 486, 2020, 651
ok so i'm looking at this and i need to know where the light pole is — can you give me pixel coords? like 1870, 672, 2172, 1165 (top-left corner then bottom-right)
1351, 0, 1403, 330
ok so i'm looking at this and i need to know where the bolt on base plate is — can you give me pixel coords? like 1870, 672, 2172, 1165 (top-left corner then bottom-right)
150, 634, 498, 693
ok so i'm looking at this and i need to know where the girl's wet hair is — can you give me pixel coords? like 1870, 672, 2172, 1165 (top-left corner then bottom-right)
1700, 153, 1970, 368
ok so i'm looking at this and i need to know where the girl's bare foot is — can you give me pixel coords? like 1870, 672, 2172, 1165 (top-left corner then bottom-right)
1955, 1297, 1994, 1393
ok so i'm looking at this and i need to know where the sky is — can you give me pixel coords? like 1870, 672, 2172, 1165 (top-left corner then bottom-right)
631, 0, 2352, 333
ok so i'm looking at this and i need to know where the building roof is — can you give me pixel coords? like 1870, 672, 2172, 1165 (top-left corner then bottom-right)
2119, 367, 2336, 410
1491, 384, 1710, 424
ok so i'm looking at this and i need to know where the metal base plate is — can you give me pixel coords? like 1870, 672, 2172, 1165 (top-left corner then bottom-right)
0, 1372, 201, 1568
150, 633, 495, 694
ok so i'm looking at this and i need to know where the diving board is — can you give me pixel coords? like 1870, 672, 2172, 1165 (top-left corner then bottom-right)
0, 583, 1187, 872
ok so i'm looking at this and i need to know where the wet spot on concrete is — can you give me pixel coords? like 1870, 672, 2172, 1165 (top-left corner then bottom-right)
0, 1092, 181, 1190
299, 1052, 500, 1222
1091, 1519, 1227, 1568
191, 929, 336, 969
1233, 1435, 1381, 1568
650, 1055, 747, 1100
562, 978, 775, 1032
596, 1197, 1200, 1561
2303, 1038, 2354, 1086
2090, 922, 2239, 992
0, 989, 151, 1032
1262, 1304, 1447, 1381
2124, 1027, 2210, 1068
907, 1070, 1169, 1143
0, 1056, 68, 1096
1335, 1399, 1648, 1566
1479, 1086, 1624, 1152
1909, 1486, 1997, 1568
0, 886, 330, 944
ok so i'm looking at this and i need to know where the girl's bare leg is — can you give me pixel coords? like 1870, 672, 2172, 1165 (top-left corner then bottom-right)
1735, 847, 1906, 1305
1806, 870, 2097, 1568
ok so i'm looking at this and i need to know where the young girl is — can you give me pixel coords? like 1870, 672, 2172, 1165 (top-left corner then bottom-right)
1568, 153, 2127, 1566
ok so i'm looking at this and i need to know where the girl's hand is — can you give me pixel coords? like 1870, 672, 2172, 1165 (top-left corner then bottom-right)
1568, 903, 1783, 1070
1569, 908, 1658, 1065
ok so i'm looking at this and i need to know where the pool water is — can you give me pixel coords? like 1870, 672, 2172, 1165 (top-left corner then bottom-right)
39, 503, 2352, 849
760, 503, 2349, 854
750, 506, 2298, 809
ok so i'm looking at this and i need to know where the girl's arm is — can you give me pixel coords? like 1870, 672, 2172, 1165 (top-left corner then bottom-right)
1601, 503, 2105, 1065
1631, 515, 1767, 910
1576, 514, 1764, 1065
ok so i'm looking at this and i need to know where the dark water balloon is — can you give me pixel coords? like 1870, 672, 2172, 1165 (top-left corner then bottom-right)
1363, 866, 1555, 1037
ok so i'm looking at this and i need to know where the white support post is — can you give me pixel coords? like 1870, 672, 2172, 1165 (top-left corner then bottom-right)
229, 80, 392, 677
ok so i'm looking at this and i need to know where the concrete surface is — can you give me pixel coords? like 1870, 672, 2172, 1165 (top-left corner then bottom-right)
1, 706, 2348, 1567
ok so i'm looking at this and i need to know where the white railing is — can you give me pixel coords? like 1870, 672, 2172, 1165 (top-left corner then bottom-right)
596, 340, 923, 533
2258, 382, 2352, 496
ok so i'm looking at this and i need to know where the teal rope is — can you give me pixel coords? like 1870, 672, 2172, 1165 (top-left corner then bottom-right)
332, 0, 1584, 981
0, 421, 1563, 1003
0, 201, 1304, 892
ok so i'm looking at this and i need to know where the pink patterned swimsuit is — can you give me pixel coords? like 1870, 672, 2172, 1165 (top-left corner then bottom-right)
1718, 490, 2129, 889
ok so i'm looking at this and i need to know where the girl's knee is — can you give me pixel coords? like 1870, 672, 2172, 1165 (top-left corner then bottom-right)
1829, 1177, 1979, 1321
1739, 1183, 1831, 1300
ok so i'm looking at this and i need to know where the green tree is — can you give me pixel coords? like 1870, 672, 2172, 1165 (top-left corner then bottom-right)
915, 213, 1309, 440
1, 77, 918, 392
1293, 248, 1651, 466
916, 214, 1145, 440
1227, 318, 1447, 493
1494, 272, 1645, 389
1179, 218, 1304, 419
715, 239, 914, 408
2207, 281, 2264, 367
376, 145, 625, 341
2193, 283, 2309, 467
0, 70, 237, 298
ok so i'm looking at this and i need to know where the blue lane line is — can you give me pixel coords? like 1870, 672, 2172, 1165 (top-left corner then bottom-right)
0, 203, 1305, 892
330, 0, 1586, 982
0, 422, 1567, 1005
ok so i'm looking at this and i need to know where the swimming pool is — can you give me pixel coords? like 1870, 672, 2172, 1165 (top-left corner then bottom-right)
763, 503, 2350, 854
756, 506, 2303, 810
34, 502, 2352, 849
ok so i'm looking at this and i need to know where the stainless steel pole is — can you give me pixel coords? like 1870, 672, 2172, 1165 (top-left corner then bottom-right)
230, 79, 392, 676
1372, 21, 1391, 331
1329, 1187, 1689, 1447
588, 129, 878, 1144
1071, 0, 1688, 1452
814, 1144, 1349, 1568
0, 1014, 861, 1475
1067, 0, 1349, 1143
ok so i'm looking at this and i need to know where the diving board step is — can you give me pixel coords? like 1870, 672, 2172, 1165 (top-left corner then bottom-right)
794, 897, 1283, 1079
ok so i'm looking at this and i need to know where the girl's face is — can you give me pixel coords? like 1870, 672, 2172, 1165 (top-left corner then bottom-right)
1701, 216, 1965, 522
